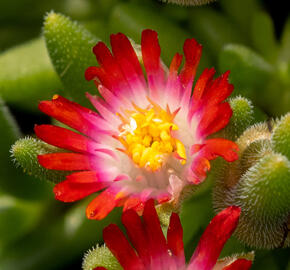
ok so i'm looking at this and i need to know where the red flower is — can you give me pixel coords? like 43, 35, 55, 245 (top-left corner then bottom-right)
35, 29, 238, 219
93, 200, 252, 270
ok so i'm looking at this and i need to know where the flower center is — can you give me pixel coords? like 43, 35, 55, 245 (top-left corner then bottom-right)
117, 101, 186, 171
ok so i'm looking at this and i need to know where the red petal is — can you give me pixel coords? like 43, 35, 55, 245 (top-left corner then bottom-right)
223, 259, 252, 270
201, 138, 239, 162
111, 32, 144, 79
141, 29, 165, 96
86, 190, 119, 220
180, 38, 202, 88
142, 199, 169, 264
122, 209, 150, 264
198, 102, 232, 137
188, 206, 241, 270
167, 213, 185, 265
203, 71, 234, 107
38, 95, 98, 136
35, 124, 92, 154
103, 224, 145, 270
38, 153, 91, 171
53, 171, 109, 202
93, 268, 107, 270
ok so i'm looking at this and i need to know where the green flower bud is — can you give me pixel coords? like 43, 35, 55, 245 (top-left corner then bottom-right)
11, 137, 69, 184
43, 12, 100, 107
271, 113, 290, 160
82, 245, 122, 270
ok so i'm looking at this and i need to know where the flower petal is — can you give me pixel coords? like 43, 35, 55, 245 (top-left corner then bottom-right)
121, 209, 150, 264
38, 153, 91, 171
167, 212, 185, 265
222, 259, 252, 270
53, 171, 109, 202
188, 206, 241, 270
86, 190, 121, 220
103, 224, 145, 270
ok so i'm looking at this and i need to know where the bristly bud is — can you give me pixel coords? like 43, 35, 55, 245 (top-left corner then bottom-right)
161, 0, 215, 6
11, 137, 70, 184
82, 245, 122, 270
213, 120, 290, 249
271, 113, 290, 160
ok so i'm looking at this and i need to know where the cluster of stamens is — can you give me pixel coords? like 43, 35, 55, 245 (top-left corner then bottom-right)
117, 102, 186, 171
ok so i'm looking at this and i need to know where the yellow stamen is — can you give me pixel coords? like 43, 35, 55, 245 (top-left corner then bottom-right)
117, 102, 187, 171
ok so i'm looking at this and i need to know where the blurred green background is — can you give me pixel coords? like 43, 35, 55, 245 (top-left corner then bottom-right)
0, 0, 289, 269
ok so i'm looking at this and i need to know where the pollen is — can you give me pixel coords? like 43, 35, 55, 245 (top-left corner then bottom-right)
117, 102, 187, 171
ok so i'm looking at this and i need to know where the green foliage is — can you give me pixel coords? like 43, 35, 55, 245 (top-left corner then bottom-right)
0, 38, 62, 111
219, 44, 273, 103
0, 195, 44, 249
43, 12, 100, 107
11, 137, 70, 184
82, 245, 122, 270
271, 113, 290, 160
0, 99, 51, 200
188, 7, 246, 60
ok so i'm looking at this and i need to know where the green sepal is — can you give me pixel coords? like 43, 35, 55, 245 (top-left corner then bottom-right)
109, 2, 212, 71
219, 44, 273, 103
0, 38, 62, 111
188, 8, 246, 60
11, 137, 70, 184
251, 11, 278, 63
271, 113, 290, 160
82, 245, 122, 270
43, 12, 100, 107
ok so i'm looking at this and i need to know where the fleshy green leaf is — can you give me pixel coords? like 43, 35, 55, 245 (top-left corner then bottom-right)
0, 99, 51, 200
0, 38, 62, 111
251, 11, 278, 63
11, 137, 70, 184
219, 44, 273, 103
43, 12, 100, 107
271, 113, 290, 160
188, 8, 246, 60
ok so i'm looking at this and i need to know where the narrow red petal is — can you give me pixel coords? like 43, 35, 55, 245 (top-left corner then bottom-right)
180, 38, 202, 88
188, 206, 241, 270
167, 213, 185, 265
122, 209, 150, 264
103, 224, 145, 270
201, 138, 239, 162
142, 199, 169, 264
53, 171, 109, 202
198, 102, 232, 137
38, 153, 91, 171
111, 32, 144, 79
86, 190, 119, 220
223, 259, 252, 270
35, 124, 92, 154
141, 29, 165, 97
